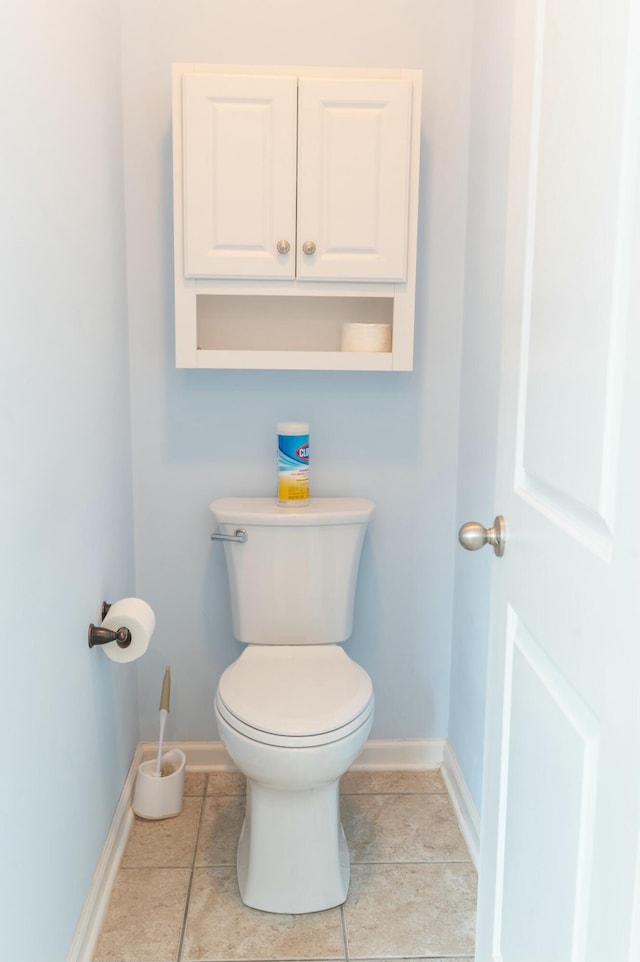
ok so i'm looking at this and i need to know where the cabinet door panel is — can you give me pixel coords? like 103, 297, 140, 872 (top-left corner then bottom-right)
182, 74, 297, 278
297, 78, 412, 281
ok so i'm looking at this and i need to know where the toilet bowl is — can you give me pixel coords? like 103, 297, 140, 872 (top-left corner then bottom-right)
215, 646, 373, 914
210, 497, 375, 914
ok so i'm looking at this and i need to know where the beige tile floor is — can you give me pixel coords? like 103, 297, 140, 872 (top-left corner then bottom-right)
94, 768, 476, 962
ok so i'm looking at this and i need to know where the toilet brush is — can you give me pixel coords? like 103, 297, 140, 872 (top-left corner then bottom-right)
132, 663, 185, 818
153, 666, 171, 777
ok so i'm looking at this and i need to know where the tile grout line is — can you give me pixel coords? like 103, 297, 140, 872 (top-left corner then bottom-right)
341, 794, 448, 800
340, 791, 448, 796
176, 774, 210, 962
349, 859, 474, 865
340, 902, 350, 962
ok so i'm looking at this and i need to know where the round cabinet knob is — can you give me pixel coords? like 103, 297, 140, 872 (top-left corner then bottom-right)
302, 240, 316, 255
276, 239, 290, 254
458, 515, 506, 557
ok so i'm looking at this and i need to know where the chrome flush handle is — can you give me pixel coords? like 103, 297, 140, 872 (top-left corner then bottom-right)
210, 529, 248, 543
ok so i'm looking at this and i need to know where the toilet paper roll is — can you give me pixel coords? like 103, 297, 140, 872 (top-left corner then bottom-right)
100, 598, 156, 663
341, 322, 392, 353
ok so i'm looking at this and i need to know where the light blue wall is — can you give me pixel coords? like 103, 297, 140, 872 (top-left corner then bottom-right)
449, 0, 515, 813
1, 3, 137, 960
0, 2, 508, 954
119, 0, 474, 743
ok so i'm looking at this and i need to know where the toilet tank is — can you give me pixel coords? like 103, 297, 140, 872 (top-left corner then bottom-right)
210, 497, 374, 645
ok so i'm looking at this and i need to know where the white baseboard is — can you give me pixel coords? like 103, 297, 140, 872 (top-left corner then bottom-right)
441, 741, 481, 869
351, 737, 445, 770
139, 739, 238, 770
68, 737, 473, 960
139, 738, 446, 772
66, 743, 144, 962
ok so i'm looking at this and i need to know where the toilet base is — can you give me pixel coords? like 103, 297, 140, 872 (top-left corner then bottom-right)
215, 699, 373, 914
238, 778, 349, 914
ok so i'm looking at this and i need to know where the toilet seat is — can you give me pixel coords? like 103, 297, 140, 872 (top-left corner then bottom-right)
216, 645, 374, 749
215, 694, 374, 749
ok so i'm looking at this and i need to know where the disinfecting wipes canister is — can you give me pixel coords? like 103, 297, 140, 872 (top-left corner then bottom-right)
277, 422, 309, 506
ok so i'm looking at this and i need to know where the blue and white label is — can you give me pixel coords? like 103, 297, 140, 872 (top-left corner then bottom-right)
277, 432, 309, 503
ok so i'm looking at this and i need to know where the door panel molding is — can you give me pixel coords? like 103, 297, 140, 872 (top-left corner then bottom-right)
497, 611, 600, 961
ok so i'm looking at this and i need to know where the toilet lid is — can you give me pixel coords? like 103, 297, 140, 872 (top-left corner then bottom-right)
217, 645, 373, 738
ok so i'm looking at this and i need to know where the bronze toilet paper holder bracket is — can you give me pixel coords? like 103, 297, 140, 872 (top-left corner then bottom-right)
88, 601, 132, 649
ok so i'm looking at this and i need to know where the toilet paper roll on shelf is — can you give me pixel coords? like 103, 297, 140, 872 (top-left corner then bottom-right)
341, 322, 392, 353
88, 598, 156, 662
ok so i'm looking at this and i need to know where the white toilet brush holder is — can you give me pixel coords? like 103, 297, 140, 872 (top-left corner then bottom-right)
132, 749, 186, 820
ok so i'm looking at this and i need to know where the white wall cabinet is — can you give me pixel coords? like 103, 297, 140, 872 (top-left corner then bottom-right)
172, 65, 421, 370
183, 74, 298, 280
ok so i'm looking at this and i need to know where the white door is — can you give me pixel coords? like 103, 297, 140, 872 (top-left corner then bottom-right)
475, 1, 640, 960
296, 77, 412, 281
182, 74, 297, 278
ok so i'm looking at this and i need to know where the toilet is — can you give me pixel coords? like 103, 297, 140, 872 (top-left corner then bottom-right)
210, 496, 375, 914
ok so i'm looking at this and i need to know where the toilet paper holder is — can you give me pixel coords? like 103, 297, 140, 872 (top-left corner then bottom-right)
88, 601, 132, 649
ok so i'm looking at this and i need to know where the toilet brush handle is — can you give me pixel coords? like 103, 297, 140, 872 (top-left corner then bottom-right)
154, 709, 168, 776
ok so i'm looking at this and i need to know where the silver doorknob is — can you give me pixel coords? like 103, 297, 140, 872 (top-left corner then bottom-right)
458, 515, 506, 557
276, 239, 290, 254
302, 240, 316, 255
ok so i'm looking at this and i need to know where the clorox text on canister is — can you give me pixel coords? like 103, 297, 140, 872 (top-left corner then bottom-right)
277, 422, 309, 506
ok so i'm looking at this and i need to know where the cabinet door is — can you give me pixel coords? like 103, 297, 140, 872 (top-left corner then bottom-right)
296, 78, 412, 282
182, 74, 297, 278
